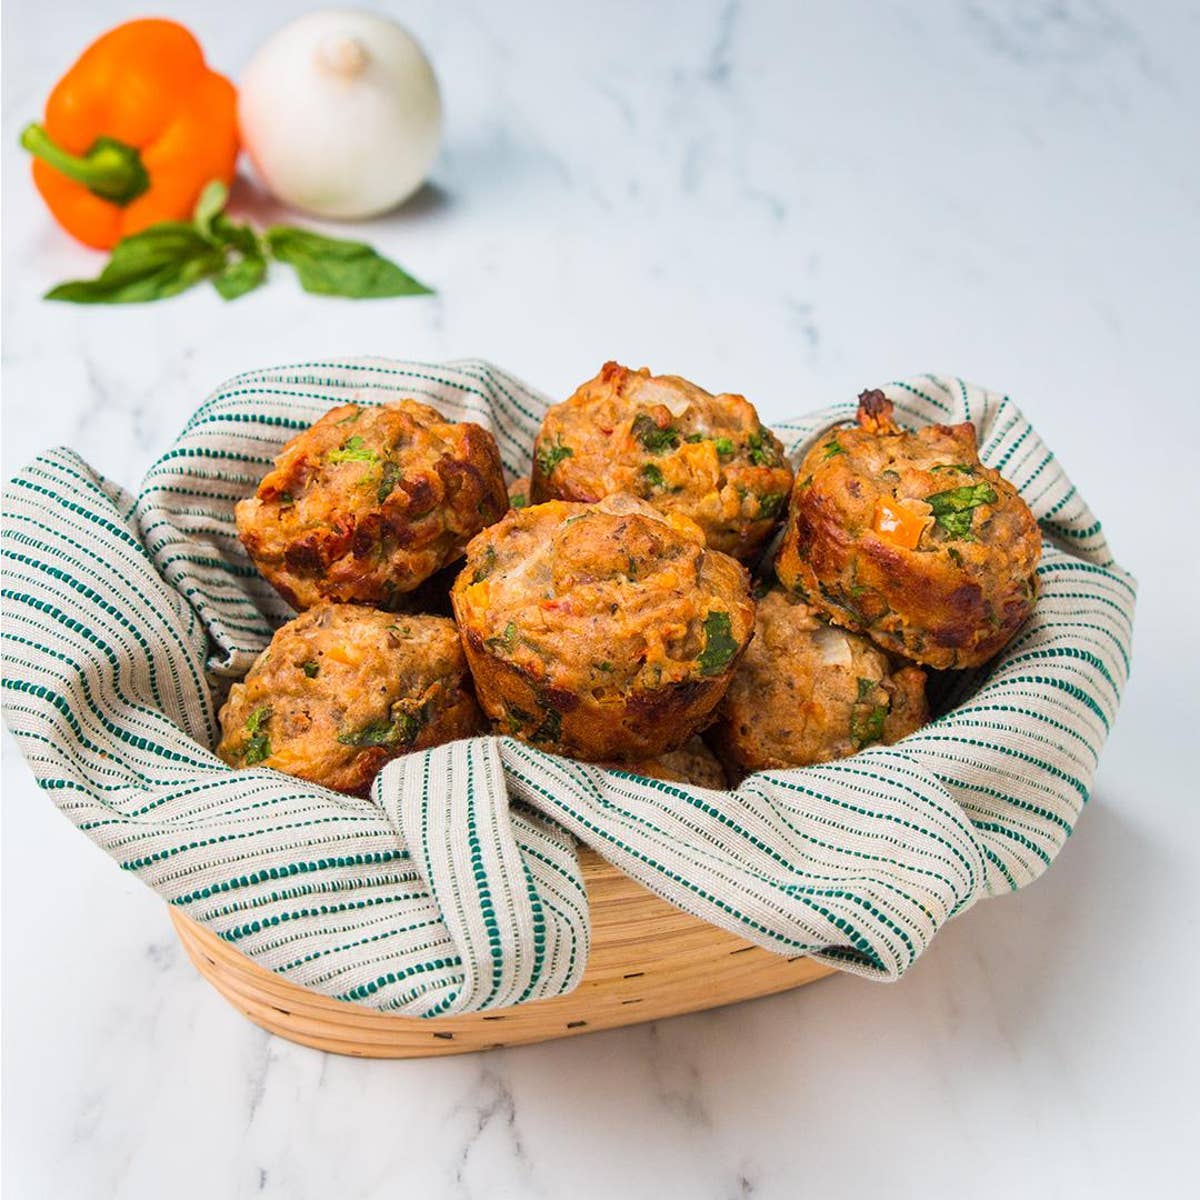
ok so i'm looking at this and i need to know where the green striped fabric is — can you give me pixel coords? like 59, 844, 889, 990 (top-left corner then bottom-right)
1, 362, 1136, 1012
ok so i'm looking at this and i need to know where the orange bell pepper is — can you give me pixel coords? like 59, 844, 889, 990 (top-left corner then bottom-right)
20, 19, 238, 249
873, 496, 933, 550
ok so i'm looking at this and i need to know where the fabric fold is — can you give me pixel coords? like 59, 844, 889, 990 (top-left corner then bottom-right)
1, 361, 1136, 1012
379, 738, 589, 1013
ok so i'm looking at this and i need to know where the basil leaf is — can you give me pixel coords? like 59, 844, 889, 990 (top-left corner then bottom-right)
338, 719, 396, 747
243, 733, 271, 765
641, 463, 665, 490
208, 210, 267, 300
45, 183, 265, 305
926, 483, 997, 539
698, 611, 739, 675
535, 437, 573, 477
851, 703, 889, 746
327, 435, 378, 465
927, 483, 997, 514
46, 224, 223, 304
266, 226, 432, 298
397, 711, 423, 744
758, 492, 786, 519
210, 213, 262, 256
213, 252, 267, 301
472, 544, 498, 583
338, 710, 422, 748
486, 621, 519, 653
505, 704, 533, 730
531, 707, 562, 743
631, 413, 680, 453
749, 430, 782, 466
378, 459, 402, 503
193, 180, 229, 240
245, 705, 272, 735
242, 705, 272, 765
934, 511, 972, 539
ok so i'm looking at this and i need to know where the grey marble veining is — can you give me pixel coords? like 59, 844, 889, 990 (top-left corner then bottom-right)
3, 1, 1197, 1197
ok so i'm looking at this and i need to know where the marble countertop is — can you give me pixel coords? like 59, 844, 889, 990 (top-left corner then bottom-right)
3, 2, 1196, 1196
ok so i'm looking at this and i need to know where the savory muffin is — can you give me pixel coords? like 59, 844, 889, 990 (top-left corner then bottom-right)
775, 390, 1041, 669
236, 400, 509, 611
709, 586, 928, 775
530, 362, 794, 561
451, 495, 756, 761
624, 737, 728, 789
217, 604, 483, 795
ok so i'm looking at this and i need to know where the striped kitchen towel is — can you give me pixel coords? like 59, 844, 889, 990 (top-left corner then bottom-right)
1, 361, 1136, 1014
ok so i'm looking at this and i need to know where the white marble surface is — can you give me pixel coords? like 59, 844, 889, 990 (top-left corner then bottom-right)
3, 1, 1198, 1196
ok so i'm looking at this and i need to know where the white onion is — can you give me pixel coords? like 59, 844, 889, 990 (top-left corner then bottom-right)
636, 379, 694, 417
813, 625, 853, 667
238, 11, 443, 220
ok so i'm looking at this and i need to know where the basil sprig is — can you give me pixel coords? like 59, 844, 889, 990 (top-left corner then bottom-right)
45, 181, 432, 305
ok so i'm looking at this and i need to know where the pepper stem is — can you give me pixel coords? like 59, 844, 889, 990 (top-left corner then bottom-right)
20, 123, 150, 205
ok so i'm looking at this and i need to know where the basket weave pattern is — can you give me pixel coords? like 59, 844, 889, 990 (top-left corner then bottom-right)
172, 848, 836, 1056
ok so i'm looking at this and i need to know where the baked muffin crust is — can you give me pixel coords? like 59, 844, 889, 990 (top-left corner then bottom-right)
237, 400, 508, 611
775, 390, 1040, 668
217, 604, 482, 795
452, 495, 756, 761
710, 586, 928, 775
531, 362, 794, 561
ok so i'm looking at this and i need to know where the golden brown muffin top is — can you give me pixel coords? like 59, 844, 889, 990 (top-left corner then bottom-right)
236, 400, 508, 611
452, 495, 756, 710
531, 362, 794, 561
776, 390, 1041, 668
711, 586, 928, 774
797, 391, 1034, 557
217, 604, 482, 796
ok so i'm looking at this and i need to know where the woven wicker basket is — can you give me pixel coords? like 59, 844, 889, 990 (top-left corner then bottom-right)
171, 846, 835, 1057
3, 365, 1134, 1062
